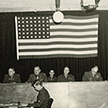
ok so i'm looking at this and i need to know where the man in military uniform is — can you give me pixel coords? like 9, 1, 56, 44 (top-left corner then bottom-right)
57, 66, 75, 82
3, 67, 21, 83
47, 70, 57, 82
27, 80, 50, 108
27, 66, 47, 83
82, 66, 103, 81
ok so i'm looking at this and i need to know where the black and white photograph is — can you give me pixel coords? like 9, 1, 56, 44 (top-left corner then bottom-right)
0, 0, 108, 108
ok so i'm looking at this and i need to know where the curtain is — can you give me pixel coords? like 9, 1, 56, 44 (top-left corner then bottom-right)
0, 11, 108, 82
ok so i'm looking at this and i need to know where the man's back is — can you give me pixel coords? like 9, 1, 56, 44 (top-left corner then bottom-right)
31, 87, 50, 108
27, 80, 50, 108
37, 87, 50, 108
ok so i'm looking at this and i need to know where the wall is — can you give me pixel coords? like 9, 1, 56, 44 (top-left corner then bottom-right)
0, 0, 107, 12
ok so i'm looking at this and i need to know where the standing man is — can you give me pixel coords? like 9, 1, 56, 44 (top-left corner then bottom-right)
27, 80, 50, 108
3, 67, 21, 83
27, 66, 47, 83
57, 66, 75, 82
82, 66, 103, 81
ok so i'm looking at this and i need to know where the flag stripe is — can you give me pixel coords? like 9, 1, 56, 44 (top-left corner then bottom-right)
48, 35, 98, 38
18, 44, 97, 49
64, 15, 99, 19
19, 54, 97, 59
19, 48, 97, 52
18, 38, 98, 43
19, 50, 97, 55
50, 28, 98, 32
50, 22, 98, 26
50, 31, 98, 35
50, 25, 98, 30
18, 42, 97, 46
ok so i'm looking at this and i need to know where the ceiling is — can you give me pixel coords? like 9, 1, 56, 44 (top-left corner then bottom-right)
0, 0, 107, 13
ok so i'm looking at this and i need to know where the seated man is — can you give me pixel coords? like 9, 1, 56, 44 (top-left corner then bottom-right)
57, 66, 75, 82
27, 66, 47, 83
3, 67, 21, 83
47, 70, 57, 82
28, 80, 50, 108
82, 66, 103, 81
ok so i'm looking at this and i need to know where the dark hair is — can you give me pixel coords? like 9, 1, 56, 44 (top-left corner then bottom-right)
9, 67, 15, 71
34, 66, 40, 70
31, 79, 43, 87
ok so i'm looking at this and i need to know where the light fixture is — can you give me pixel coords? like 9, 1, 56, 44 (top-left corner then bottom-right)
53, 0, 64, 23
81, 0, 100, 11
53, 11, 64, 23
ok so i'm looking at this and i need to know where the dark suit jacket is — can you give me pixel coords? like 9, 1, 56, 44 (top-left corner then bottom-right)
82, 71, 103, 81
57, 74, 75, 82
31, 87, 50, 108
27, 73, 47, 83
3, 73, 21, 83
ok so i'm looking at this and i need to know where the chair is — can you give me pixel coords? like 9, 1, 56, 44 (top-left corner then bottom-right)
47, 98, 54, 108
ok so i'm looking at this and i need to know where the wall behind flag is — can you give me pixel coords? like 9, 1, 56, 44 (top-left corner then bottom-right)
0, 11, 108, 82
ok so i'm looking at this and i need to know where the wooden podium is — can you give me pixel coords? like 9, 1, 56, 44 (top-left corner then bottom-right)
0, 82, 108, 108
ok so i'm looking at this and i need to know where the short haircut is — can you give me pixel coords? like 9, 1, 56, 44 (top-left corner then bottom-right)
31, 79, 43, 87
9, 67, 15, 71
34, 66, 40, 70
49, 70, 54, 73
92, 66, 98, 70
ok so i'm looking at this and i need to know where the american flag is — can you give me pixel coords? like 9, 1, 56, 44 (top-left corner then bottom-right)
15, 15, 98, 60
